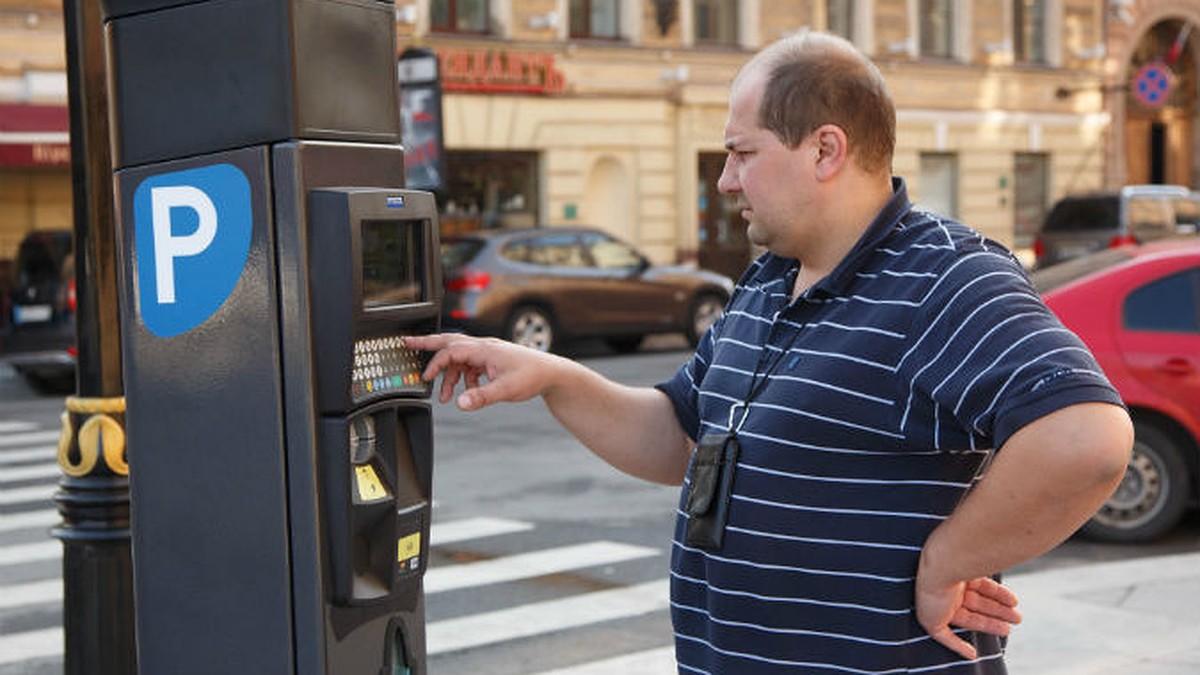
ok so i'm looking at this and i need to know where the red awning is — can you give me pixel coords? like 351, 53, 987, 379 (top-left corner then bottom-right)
0, 103, 70, 167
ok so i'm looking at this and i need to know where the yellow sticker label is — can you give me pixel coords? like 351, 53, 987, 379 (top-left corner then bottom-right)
398, 532, 421, 562
354, 464, 389, 502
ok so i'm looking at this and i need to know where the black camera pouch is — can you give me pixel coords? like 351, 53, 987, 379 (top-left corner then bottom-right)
684, 433, 739, 550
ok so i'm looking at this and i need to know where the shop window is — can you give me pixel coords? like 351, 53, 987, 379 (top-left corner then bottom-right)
569, 0, 620, 39
1013, 0, 1047, 64
826, 0, 854, 41
919, 152, 959, 219
1013, 153, 1048, 247
441, 151, 539, 234
919, 0, 954, 59
431, 0, 489, 34
695, 0, 738, 47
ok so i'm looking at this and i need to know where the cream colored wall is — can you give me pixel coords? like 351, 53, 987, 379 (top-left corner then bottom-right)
0, 169, 72, 259
896, 108, 1107, 245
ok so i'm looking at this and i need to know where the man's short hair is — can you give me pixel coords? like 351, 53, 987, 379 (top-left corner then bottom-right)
747, 31, 896, 174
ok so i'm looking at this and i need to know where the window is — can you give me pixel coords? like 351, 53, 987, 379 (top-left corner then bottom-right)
441, 151, 538, 232
919, 153, 958, 219
523, 234, 588, 268
1013, 0, 1047, 64
431, 0, 488, 33
695, 0, 738, 46
569, 0, 620, 39
1124, 270, 1200, 333
826, 0, 854, 41
582, 232, 643, 269
1013, 153, 1049, 247
919, 0, 954, 59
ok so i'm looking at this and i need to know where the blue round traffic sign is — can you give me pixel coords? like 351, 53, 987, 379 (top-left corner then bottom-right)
1134, 61, 1172, 108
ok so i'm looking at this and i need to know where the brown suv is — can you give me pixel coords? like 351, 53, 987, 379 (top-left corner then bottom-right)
441, 227, 733, 353
1033, 184, 1200, 269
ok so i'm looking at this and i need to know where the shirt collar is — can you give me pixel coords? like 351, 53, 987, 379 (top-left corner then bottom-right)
807, 176, 913, 298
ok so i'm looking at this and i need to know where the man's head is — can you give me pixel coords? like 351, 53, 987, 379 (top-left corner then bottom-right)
734, 31, 895, 174
719, 31, 898, 262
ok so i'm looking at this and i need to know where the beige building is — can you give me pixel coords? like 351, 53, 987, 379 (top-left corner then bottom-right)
1, 0, 1198, 280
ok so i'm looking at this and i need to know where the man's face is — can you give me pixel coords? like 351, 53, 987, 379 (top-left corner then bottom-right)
717, 71, 816, 257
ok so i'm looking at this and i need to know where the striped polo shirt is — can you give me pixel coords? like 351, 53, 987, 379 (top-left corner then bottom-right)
657, 179, 1123, 674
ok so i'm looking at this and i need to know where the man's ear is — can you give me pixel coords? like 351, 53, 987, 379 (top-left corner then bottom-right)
812, 124, 848, 180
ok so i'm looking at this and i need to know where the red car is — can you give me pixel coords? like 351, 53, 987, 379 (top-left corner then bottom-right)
1033, 238, 1200, 542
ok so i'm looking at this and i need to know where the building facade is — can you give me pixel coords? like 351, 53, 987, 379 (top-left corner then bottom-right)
1, 0, 1197, 279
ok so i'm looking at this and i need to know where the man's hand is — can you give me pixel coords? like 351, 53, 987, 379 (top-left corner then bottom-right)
404, 333, 559, 411
915, 574, 1021, 660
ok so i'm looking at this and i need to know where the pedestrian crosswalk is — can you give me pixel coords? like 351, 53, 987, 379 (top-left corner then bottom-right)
0, 419, 677, 674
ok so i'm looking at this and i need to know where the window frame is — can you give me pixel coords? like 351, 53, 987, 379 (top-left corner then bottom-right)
918, 0, 955, 60
430, 0, 490, 35
569, 0, 622, 40
1013, 0, 1048, 64
693, 0, 739, 47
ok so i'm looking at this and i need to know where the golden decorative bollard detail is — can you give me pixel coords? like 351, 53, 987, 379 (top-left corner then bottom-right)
57, 396, 128, 477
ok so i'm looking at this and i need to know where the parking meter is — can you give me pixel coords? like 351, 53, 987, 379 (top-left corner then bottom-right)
100, 2, 439, 674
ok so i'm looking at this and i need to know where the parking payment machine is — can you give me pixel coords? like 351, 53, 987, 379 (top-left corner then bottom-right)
303, 187, 440, 661
100, 2, 440, 674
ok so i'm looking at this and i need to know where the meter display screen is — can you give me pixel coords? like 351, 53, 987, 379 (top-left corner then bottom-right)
361, 219, 425, 309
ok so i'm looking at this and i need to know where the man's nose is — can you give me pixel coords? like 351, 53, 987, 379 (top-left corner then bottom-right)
717, 160, 737, 194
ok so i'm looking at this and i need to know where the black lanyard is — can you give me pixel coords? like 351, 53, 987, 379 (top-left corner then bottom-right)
730, 306, 808, 433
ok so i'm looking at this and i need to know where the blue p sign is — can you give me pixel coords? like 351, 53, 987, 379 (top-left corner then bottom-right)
132, 164, 253, 337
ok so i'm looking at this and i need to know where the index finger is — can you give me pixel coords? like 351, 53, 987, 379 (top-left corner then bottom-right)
401, 333, 457, 352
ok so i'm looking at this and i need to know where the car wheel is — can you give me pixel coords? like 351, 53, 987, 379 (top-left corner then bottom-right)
1080, 420, 1191, 543
505, 305, 556, 353
686, 293, 727, 347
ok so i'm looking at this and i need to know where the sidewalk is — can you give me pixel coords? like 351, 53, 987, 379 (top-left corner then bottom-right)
1004, 550, 1200, 674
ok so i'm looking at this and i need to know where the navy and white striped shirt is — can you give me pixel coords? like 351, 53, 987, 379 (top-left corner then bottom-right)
657, 179, 1122, 674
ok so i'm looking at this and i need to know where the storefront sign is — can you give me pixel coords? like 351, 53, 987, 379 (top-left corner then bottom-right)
438, 49, 566, 95
0, 103, 70, 167
0, 142, 71, 167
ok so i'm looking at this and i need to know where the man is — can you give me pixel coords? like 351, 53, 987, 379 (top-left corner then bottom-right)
406, 31, 1132, 673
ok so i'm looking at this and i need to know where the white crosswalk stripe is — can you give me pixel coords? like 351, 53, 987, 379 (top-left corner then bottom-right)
0, 423, 676, 673
0, 508, 57, 534
530, 646, 677, 674
427, 579, 670, 655
0, 430, 60, 448
0, 483, 54, 506
0, 627, 61, 666
0, 578, 61, 610
0, 462, 59, 484
0, 445, 56, 465
425, 540, 657, 593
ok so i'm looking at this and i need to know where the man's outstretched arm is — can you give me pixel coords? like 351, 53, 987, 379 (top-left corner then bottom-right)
406, 334, 695, 485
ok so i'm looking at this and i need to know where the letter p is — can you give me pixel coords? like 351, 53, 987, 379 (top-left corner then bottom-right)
151, 185, 218, 304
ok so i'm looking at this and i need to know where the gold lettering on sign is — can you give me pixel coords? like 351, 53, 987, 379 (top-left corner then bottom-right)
438, 49, 566, 94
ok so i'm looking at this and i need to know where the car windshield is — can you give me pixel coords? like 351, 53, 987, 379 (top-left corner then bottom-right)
440, 239, 485, 272
1030, 248, 1133, 293
1041, 195, 1119, 232
15, 232, 72, 286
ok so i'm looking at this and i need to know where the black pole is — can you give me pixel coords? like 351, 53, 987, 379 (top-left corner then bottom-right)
52, 1, 135, 674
